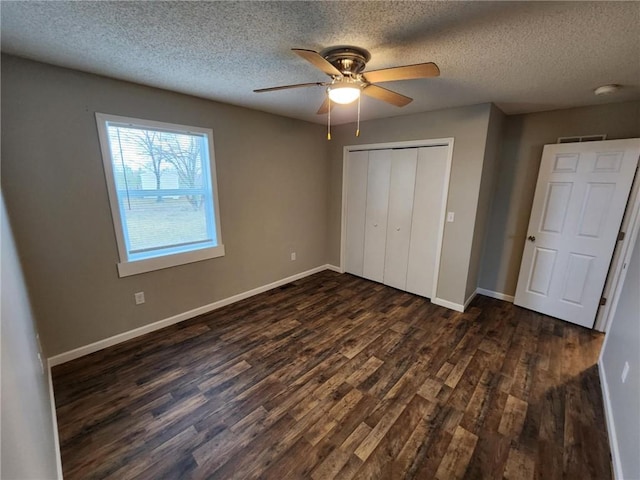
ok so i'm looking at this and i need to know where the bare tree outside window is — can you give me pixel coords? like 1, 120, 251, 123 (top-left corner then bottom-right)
135, 130, 165, 202
161, 135, 204, 210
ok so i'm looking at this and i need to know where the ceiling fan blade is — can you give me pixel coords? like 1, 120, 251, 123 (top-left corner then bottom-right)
292, 49, 342, 76
363, 84, 412, 107
254, 82, 326, 93
316, 97, 334, 115
363, 62, 440, 84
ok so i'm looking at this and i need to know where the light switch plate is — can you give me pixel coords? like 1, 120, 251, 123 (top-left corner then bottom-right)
622, 361, 630, 383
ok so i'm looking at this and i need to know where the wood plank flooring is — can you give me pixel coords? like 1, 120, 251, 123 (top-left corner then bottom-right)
52, 271, 611, 479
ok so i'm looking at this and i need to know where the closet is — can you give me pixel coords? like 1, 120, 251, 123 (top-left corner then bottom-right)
344, 144, 449, 298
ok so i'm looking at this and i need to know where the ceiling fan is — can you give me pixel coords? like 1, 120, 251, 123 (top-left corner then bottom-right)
254, 46, 440, 116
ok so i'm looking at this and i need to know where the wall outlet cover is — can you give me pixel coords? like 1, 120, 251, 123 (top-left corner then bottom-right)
134, 292, 145, 305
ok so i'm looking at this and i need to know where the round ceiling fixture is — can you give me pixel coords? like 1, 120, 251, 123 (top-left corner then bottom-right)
594, 84, 621, 96
327, 85, 361, 104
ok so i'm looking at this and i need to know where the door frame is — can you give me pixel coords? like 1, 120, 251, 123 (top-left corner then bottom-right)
594, 161, 640, 332
339, 137, 454, 300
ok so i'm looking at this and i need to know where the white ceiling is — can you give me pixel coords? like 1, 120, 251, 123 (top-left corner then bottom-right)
2, 1, 639, 125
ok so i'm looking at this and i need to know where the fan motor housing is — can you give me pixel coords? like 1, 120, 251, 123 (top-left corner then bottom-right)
320, 46, 371, 76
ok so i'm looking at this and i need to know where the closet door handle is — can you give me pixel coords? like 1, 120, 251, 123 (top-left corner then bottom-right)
396, 227, 401, 231
373, 223, 378, 227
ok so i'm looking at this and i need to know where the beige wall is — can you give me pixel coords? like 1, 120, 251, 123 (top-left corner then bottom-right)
479, 101, 640, 296
466, 104, 505, 300
6, 52, 638, 358
1, 193, 60, 479
326, 103, 492, 306
1, 55, 329, 356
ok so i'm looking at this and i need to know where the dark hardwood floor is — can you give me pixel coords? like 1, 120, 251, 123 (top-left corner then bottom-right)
52, 271, 611, 479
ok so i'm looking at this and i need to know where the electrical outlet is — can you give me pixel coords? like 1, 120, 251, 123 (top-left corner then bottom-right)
447, 212, 455, 222
622, 361, 630, 383
134, 292, 145, 305
290, 252, 297, 261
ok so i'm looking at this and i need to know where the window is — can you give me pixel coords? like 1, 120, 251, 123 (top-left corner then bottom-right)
96, 113, 224, 277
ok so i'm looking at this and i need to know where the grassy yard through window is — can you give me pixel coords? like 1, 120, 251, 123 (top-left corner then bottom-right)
121, 197, 209, 252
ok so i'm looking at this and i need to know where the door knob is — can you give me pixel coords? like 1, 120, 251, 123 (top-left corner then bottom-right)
527, 235, 536, 242
396, 227, 401, 231
373, 223, 378, 227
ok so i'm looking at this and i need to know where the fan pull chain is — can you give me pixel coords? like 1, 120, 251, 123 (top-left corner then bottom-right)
327, 96, 332, 140
356, 94, 361, 137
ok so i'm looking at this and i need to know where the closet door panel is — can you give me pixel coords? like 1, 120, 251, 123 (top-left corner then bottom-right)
406, 145, 448, 297
362, 150, 391, 282
344, 151, 369, 276
384, 149, 418, 290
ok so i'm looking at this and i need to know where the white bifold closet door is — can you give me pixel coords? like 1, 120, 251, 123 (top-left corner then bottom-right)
344, 145, 447, 298
406, 146, 448, 297
344, 151, 369, 276
362, 150, 392, 282
383, 149, 418, 290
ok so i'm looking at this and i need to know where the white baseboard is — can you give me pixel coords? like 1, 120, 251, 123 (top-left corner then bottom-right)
47, 363, 63, 479
464, 290, 477, 310
432, 287, 509, 313
325, 264, 342, 273
432, 297, 465, 312
48, 264, 339, 366
598, 361, 623, 480
432, 290, 477, 313
476, 288, 515, 303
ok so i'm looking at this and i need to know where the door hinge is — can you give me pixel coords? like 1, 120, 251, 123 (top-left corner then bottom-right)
618, 231, 625, 241
600, 297, 607, 306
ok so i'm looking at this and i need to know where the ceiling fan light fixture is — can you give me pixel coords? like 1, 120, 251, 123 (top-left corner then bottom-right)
327, 85, 361, 104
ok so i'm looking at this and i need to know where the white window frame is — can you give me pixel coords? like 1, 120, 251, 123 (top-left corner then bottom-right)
96, 113, 224, 277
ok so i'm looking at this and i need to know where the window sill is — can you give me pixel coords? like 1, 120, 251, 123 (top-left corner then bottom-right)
117, 244, 225, 277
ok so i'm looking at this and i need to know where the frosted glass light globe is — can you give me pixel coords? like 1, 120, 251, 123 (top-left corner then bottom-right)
328, 85, 361, 104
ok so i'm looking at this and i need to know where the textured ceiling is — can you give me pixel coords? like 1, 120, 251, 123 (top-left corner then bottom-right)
2, 1, 639, 125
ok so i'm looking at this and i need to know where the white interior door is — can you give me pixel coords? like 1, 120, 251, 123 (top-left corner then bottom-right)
344, 151, 369, 276
383, 149, 417, 290
406, 146, 448, 298
514, 139, 640, 328
362, 150, 391, 282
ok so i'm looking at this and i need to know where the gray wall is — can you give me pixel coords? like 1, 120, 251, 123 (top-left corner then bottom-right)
327, 103, 492, 306
5, 52, 639, 359
600, 230, 640, 479
1, 194, 60, 479
466, 104, 505, 300
479, 101, 640, 296
1, 55, 329, 356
